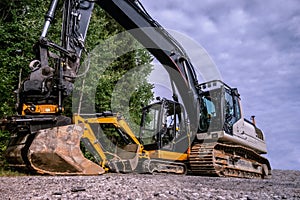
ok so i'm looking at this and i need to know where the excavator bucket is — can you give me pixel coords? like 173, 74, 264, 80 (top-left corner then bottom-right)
27, 124, 105, 175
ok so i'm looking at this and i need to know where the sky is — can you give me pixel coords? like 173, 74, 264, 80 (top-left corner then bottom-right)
141, 0, 300, 170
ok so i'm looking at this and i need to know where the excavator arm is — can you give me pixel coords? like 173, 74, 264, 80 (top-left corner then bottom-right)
18, 0, 95, 115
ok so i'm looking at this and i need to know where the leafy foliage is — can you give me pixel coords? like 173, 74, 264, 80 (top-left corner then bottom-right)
0, 1, 51, 117
0, 130, 9, 164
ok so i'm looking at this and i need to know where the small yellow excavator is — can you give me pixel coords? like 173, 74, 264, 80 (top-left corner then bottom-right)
74, 113, 145, 174
76, 111, 187, 175
2, 0, 271, 178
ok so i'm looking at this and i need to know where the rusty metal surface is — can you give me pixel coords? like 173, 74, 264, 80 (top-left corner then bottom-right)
28, 124, 105, 175
5, 133, 31, 168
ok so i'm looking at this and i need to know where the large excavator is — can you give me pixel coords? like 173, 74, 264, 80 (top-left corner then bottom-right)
1, 0, 271, 178
139, 81, 271, 178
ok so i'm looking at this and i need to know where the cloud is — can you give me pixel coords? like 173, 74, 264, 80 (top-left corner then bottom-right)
141, 0, 300, 170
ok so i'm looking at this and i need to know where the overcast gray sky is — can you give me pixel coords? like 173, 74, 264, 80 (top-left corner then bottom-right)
141, 0, 300, 170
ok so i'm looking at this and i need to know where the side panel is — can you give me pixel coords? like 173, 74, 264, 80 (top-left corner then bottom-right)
196, 123, 267, 154
233, 119, 267, 153
147, 150, 188, 161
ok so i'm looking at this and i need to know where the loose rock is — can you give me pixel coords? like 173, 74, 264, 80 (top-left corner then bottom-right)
0, 170, 299, 199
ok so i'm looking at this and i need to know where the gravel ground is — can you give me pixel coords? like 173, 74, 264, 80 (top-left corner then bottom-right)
0, 169, 299, 200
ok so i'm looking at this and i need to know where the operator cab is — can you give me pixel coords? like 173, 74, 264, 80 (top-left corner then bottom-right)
197, 80, 242, 135
140, 98, 189, 153
196, 80, 267, 154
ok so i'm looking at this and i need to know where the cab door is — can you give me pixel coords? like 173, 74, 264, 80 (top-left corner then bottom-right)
224, 89, 241, 135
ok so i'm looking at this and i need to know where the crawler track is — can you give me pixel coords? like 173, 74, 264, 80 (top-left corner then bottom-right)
142, 159, 187, 174
189, 143, 271, 178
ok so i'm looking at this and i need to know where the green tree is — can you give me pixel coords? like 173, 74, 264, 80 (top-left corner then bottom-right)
0, 1, 46, 168
0, 1, 46, 117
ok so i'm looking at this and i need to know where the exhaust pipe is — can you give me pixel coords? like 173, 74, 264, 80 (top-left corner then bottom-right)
251, 116, 256, 126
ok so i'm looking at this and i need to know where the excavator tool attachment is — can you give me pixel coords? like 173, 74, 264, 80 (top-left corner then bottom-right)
27, 124, 105, 175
